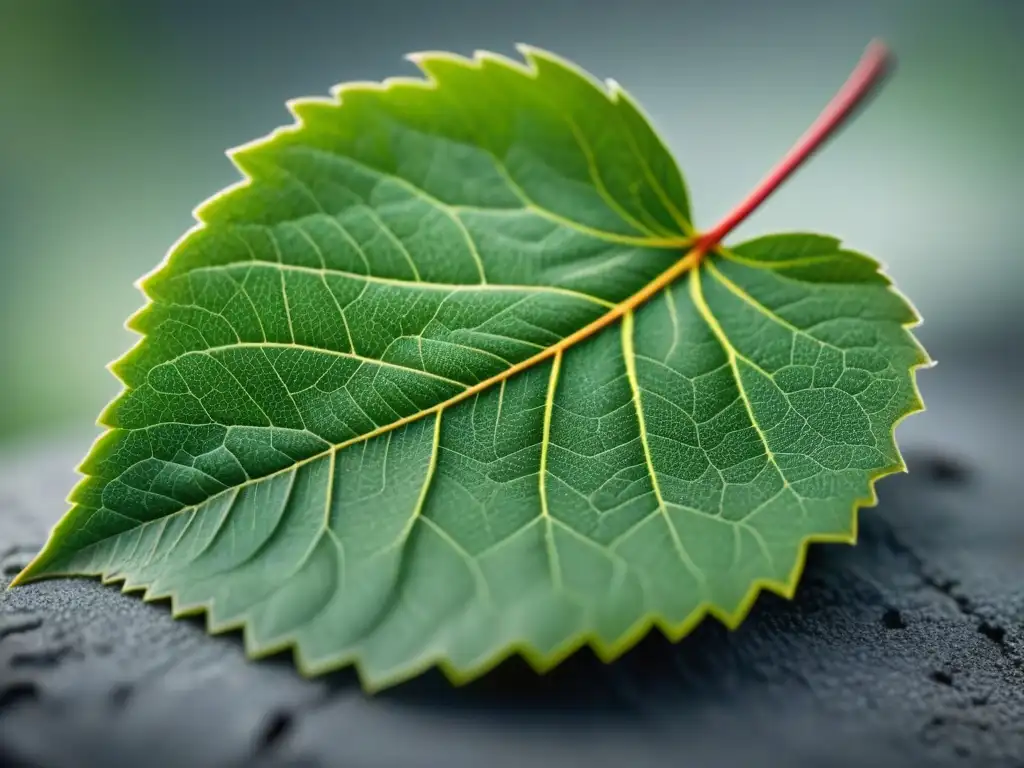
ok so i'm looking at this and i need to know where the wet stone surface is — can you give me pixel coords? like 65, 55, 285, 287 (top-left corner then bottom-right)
1, 364, 1022, 768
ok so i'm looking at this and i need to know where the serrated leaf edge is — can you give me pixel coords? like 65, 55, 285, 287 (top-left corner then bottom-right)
10, 45, 931, 694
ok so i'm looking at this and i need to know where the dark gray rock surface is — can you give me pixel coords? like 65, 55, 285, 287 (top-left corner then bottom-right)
1, 361, 1022, 768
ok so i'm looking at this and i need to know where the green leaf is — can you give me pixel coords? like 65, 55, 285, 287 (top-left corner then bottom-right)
13, 45, 928, 691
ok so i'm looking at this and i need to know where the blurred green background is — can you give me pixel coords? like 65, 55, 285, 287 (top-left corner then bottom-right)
0, 0, 1021, 446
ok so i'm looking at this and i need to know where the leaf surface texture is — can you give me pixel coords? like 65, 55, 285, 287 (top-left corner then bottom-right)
16, 47, 928, 689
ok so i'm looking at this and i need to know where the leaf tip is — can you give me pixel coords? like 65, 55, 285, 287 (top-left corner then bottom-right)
7, 547, 51, 589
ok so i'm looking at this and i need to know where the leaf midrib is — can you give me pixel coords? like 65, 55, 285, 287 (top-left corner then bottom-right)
71, 244, 708, 567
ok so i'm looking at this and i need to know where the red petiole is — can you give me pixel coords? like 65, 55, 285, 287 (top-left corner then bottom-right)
694, 40, 893, 254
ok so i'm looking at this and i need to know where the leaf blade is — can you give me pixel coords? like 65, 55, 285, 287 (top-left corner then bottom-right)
14, 48, 927, 692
